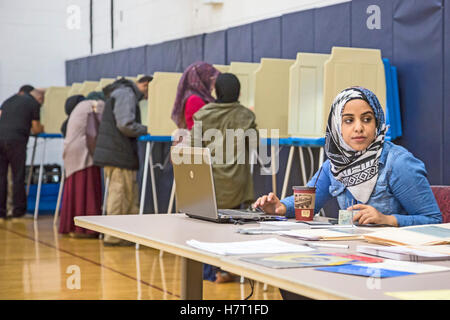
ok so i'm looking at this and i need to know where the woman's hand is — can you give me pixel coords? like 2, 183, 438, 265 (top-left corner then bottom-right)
349, 204, 398, 226
253, 192, 286, 215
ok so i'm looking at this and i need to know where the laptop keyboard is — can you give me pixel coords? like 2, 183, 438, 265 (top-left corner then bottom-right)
218, 209, 256, 217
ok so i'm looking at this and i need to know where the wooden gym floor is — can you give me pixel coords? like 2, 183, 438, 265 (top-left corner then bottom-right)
0, 215, 282, 300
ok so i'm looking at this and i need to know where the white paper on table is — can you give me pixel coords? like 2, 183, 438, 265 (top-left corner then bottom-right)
186, 238, 314, 255
258, 221, 309, 229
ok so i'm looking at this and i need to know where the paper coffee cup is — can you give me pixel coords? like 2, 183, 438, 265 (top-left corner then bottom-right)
292, 186, 316, 221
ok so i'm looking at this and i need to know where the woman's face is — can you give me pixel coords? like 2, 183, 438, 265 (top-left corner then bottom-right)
341, 99, 377, 151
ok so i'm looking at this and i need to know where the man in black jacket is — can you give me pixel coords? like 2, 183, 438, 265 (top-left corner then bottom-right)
0, 84, 35, 218
94, 76, 152, 245
0, 89, 45, 221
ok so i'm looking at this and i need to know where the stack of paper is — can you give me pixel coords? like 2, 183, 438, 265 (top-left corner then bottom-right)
279, 227, 372, 241
364, 223, 450, 246
186, 238, 314, 255
258, 221, 311, 229
316, 259, 450, 278
357, 245, 450, 262
236, 221, 310, 234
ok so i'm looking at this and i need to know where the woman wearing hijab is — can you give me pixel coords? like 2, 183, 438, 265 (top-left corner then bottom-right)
171, 61, 220, 130
61, 95, 85, 137
192, 73, 257, 209
59, 93, 105, 237
191, 73, 258, 283
253, 86, 442, 227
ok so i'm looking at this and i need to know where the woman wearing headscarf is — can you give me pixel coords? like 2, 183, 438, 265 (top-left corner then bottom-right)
171, 61, 220, 130
253, 86, 442, 227
191, 73, 258, 283
192, 73, 257, 209
59, 93, 105, 237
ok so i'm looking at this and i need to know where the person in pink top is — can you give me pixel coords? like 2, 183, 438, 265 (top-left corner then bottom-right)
171, 61, 220, 130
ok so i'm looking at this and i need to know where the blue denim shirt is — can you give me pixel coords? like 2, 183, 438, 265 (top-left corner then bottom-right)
280, 141, 442, 227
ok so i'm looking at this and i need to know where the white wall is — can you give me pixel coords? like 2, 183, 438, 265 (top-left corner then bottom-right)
92, 0, 349, 53
0, 0, 349, 101
0, 0, 91, 103
1, 0, 347, 166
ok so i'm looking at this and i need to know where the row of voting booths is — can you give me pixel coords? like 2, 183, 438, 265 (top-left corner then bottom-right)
147, 46, 400, 141
40, 76, 150, 134
37, 46, 400, 218
31, 76, 145, 219
144, 46, 400, 214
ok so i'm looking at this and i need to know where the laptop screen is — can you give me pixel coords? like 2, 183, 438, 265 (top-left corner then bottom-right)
171, 147, 219, 221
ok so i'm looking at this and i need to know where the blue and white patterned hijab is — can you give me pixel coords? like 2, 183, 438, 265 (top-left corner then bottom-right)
325, 87, 387, 203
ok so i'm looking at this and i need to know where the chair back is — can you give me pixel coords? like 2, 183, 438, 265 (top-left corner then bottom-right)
431, 185, 450, 223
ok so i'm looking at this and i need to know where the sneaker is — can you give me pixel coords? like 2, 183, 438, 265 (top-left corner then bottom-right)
11, 213, 33, 220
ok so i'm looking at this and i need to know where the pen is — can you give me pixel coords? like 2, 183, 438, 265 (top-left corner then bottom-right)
304, 243, 349, 249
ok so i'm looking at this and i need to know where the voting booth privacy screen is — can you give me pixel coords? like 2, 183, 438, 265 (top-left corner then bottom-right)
66, 0, 450, 188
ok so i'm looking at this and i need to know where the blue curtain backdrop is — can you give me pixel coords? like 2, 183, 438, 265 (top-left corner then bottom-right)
444, 0, 450, 185
204, 30, 227, 65
226, 23, 253, 64
252, 17, 282, 61
281, 9, 315, 59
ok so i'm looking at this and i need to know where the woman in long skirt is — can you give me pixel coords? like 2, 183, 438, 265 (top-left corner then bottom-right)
59, 93, 105, 237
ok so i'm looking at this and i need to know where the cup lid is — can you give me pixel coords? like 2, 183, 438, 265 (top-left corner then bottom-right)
292, 186, 316, 191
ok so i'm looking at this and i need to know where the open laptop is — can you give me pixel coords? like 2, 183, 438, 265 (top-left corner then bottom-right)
171, 146, 283, 223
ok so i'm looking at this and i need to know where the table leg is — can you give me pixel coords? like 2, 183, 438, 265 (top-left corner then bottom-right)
180, 257, 203, 300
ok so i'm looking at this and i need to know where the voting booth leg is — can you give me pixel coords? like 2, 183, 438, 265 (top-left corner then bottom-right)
307, 147, 314, 181
168, 179, 176, 214
26, 137, 38, 197
317, 147, 325, 217
180, 257, 203, 300
318, 147, 324, 168
53, 169, 65, 225
34, 138, 47, 220
100, 176, 110, 240
298, 147, 308, 186
271, 145, 277, 196
281, 146, 295, 199
148, 143, 159, 214
139, 141, 151, 216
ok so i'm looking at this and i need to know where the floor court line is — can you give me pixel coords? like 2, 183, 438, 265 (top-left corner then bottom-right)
0, 225, 180, 299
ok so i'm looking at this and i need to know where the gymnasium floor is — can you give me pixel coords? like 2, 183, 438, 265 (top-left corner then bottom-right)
0, 215, 282, 300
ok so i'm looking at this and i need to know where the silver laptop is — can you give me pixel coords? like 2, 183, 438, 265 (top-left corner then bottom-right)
171, 146, 282, 223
